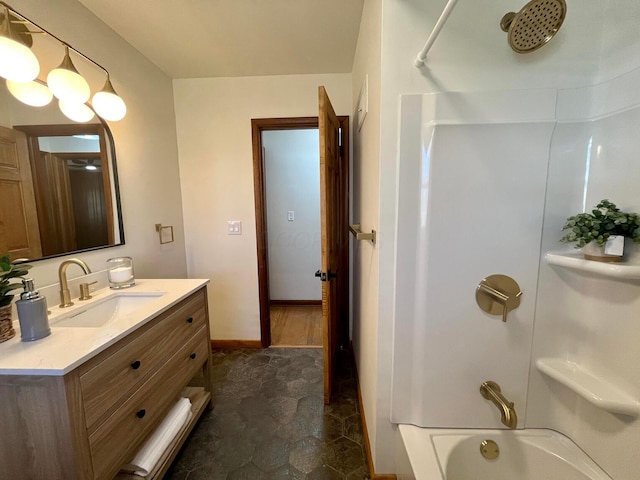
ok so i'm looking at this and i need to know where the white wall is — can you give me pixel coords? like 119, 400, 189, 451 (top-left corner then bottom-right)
174, 74, 351, 340
598, 1, 640, 82
11, 0, 187, 289
263, 129, 321, 301
350, 0, 382, 468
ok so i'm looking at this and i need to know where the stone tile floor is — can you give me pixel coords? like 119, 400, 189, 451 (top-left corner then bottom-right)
165, 348, 370, 479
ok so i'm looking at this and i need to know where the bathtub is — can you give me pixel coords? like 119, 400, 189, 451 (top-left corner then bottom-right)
398, 425, 613, 480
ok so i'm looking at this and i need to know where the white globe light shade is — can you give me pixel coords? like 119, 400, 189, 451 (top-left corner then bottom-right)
6, 79, 53, 107
47, 67, 90, 103
58, 100, 95, 123
92, 90, 126, 121
0, 36, 39, 82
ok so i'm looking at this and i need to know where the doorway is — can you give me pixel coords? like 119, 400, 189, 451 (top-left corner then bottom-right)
251, 116, 349, 349
263, 127, 322, 347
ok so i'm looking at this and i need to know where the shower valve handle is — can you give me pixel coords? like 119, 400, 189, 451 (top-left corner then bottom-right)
476, 275, 522, 323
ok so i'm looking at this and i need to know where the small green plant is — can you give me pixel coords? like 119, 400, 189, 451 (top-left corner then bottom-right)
0, 255, 32, 308
561, 199, 640, 248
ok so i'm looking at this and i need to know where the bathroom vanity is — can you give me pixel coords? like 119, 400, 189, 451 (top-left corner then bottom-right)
0, 279, 211, 480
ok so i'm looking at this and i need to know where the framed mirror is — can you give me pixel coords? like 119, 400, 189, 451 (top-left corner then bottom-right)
0, 92, 124, 262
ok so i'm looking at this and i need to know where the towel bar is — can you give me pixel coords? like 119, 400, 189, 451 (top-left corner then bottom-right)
349, 224, 376, 244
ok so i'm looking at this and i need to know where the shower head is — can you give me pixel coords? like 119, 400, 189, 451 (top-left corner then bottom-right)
500, 0, 566, 54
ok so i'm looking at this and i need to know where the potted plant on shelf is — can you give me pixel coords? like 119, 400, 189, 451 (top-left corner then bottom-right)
0, 255, 32, 343
560, 199, 640, 262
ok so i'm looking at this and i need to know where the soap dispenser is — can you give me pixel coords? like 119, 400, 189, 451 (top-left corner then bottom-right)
16, 278, 50, 342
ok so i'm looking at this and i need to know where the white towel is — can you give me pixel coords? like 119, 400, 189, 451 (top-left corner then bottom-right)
122, 397, 193, 477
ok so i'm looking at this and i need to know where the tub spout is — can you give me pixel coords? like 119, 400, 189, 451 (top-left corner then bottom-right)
480, 381, 518, 429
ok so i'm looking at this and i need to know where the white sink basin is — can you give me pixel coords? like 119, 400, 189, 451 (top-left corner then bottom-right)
51, 293, 164, 328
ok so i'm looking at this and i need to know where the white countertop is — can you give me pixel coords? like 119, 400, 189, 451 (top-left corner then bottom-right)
0, 278, 209, 376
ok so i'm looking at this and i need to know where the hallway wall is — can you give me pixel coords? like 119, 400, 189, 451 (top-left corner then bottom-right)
263, 129, 321, 301
350, 0, 382, 463
174, 74, 351, 340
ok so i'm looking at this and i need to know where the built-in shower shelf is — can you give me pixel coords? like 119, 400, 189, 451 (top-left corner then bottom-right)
545, 252, 640, 280
536, 358, 640, 417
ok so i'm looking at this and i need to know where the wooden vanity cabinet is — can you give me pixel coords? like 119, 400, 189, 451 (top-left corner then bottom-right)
0, 287, 212, 480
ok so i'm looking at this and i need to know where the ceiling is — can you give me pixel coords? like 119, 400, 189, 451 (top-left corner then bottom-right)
77, 0, 365, 79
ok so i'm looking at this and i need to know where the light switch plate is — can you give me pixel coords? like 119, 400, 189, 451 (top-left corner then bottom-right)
227, 221, 242, 235
287, 211, 294, 221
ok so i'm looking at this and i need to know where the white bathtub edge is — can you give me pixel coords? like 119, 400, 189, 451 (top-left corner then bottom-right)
397, 426, 613, 480
398, 424, 444, 480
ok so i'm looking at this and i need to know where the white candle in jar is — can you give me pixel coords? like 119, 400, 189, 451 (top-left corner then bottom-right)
109, 266, 133, 283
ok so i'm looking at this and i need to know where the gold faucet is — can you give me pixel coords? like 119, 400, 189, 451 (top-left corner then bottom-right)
58, 259, 92, 308
480, 381, 518, 429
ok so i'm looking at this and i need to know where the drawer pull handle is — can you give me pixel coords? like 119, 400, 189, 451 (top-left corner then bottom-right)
136, 409, 146, 419
186, 317, 194, 324
190, 353, 197, 360
130, 360, 141, 370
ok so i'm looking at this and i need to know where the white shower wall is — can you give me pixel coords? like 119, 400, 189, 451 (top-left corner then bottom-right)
391, 90, 555, 427
392, 67, 640, 479
527, 67, 640, 480
370, 0, 640, 474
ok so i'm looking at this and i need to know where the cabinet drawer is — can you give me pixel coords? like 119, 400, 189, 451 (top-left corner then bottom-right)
80, 290, 207, 430
88, 327, 209, 480
159, 292, 207, 362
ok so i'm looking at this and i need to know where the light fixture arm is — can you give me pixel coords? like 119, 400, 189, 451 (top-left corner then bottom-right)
1, 5, 33, 47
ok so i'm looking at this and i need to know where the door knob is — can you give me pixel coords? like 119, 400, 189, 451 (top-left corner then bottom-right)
314, 270, 337, 282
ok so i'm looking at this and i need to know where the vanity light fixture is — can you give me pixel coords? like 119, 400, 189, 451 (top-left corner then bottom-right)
0, 6, 39, 82
0, 1, 126, 122
6, 77, 52, 106
47, 45, 90, 104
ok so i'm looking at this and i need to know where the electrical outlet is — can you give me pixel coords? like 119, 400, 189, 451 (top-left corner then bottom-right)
227, 221, 242, 235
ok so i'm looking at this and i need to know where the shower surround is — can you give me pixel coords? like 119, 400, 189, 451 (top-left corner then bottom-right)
390, 67, 640, 480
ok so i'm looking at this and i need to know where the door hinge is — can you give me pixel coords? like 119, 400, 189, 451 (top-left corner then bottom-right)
315, 270, 337, 282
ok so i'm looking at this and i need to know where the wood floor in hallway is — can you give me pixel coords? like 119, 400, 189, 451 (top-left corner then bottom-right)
270, 305, 322, 347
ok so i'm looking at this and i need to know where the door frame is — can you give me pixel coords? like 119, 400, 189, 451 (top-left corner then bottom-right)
251, 116, 350, 348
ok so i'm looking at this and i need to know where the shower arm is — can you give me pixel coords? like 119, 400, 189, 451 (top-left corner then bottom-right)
414, 0, 460, 67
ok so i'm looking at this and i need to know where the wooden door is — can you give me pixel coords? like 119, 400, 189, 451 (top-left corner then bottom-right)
32, 152, 77, 256
319, 86, 343, 404
68, 168, 109, 250
0, 126, 42, 260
